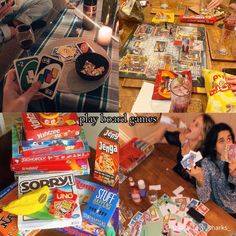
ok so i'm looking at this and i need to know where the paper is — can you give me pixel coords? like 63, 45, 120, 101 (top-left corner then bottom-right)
131, 82, 171, 113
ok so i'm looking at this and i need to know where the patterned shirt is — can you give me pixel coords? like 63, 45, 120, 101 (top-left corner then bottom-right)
197, 158, 236, 214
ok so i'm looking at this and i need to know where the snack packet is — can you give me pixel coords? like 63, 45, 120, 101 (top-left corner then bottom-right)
203, 68, 236, 112
152, 70, 192, 100
152, 10, 175, 24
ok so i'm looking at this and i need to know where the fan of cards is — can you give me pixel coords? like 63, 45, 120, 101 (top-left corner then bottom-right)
181, 151, 203, 170
223, 144, 236, 163
13, 42, 94, 99
123, 194, 210, 236
14, 55, 64, 99
51, 42, 94, 62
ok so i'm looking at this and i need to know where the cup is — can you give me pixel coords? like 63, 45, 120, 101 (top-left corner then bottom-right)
147, 190, 158, 204
170, 78, 191, 113
218, 17, 236, 55
160, 0, 169, 9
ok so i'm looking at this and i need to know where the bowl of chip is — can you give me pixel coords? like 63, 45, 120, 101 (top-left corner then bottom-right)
75, 53, 109, 81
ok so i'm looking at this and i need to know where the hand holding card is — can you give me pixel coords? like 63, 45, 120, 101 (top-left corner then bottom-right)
3, 69, 41, 112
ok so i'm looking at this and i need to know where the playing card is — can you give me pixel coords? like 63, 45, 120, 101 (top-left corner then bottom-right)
187, 199, 200, 209
196, 231, 207, 236
147, 205, 160, 221
128, 211, 143, 228
225, 144, 236, 163
173, 186, 184, 196
197, 221, 210, 233
14, 56, 39, 92
76, 42, 94, 54
159, 204, 170, 216
35, 55, 64, 99
195, 203, 209, 216
56, 44, 80, 62
168, 218, 177, 229
181, 151, 203, 170
51, 47, 60, 58
142, 211, 152, 224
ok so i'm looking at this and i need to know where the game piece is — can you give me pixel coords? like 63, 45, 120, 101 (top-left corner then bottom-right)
172, 186, 184, 196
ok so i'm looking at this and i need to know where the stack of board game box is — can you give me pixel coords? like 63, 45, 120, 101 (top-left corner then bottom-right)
11, 113, 90, 175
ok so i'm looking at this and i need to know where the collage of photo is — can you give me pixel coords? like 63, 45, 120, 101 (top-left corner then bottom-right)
1, 0, 236, 236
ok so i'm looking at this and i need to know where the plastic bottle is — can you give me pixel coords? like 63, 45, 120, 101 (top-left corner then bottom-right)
130, 179, 141, 204
137, 179, 146, 198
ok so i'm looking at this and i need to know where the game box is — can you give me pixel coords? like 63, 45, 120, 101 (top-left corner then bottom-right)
94, 127, 119, 187
22, 113, 81, 141
120, 138, 154, 173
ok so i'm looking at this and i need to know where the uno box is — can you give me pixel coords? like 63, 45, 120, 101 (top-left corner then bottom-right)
22, 113, 81, 141
94, 127, 119, 187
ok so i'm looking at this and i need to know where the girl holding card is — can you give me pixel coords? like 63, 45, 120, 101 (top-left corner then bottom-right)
154, 114, 215, 185
188, 123, 236, 218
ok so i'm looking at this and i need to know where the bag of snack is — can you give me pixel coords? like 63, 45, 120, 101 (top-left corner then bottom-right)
203, 68, 236, 112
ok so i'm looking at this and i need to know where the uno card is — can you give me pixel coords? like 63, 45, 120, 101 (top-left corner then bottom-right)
197, 221, 210, 233
51, 47, 60, 58
76, 42, 94, 54
187, 199, 200, 209
128, 211, 143, 228
195, 203, 209, 216
14, 56, 39, 92
57, 44, 80, 62
35, 55, 64, 99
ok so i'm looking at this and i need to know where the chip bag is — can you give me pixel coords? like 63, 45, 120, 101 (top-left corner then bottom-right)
152, 10, 175, 24
152, 69, 192, 100
203, 68, 236, 112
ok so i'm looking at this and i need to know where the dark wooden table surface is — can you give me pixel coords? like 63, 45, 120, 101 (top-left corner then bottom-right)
120, 143, 236, 236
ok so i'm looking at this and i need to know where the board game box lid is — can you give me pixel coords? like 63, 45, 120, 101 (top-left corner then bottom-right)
22, 113, 81, 141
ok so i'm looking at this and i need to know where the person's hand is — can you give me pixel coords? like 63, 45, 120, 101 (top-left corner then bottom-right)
0, 0, 14, 19
229, 3, 236, 11
229, 162, 236, 177
3, 69, 42, 112
207, 0, 223, 10
187, 163, 204, 186
226, 76, 236, 91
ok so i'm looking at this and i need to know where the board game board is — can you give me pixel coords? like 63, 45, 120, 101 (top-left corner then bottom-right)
120, 23, 207, 87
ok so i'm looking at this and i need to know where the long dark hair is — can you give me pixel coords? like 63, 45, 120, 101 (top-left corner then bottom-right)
197, 114, 215, 152
203, 123, 235, 190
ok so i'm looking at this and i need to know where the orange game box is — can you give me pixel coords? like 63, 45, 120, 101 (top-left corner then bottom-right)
94, 127, 119, 187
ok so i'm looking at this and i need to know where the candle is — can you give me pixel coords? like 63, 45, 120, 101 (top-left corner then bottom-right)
97, 26, 112, 46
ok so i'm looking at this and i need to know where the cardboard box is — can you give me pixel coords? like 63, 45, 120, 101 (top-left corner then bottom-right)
94, 127, 119, 187
22, 113, 81, 141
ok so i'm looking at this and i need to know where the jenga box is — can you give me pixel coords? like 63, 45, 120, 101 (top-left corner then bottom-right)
22, 113, 81, 141
94, 127, 119, 187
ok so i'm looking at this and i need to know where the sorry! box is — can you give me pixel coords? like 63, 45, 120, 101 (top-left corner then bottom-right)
94, 127, 119, 187
22, 113, 81, 141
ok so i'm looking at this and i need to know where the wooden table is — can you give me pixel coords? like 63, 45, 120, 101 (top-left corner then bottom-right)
0, 131, 117, 236
119, 0, 236, 112
119, 143, 236, 236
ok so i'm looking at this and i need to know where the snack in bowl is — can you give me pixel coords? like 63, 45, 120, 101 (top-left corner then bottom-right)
75, 53, 109, 81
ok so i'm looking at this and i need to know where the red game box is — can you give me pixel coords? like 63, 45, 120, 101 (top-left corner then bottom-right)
94, 127, 119, 187
22, 113, 81, 141
180, 15, 217, 25
120, 138, 154, 173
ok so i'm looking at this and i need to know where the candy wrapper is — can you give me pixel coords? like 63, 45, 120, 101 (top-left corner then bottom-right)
152, 10, 175, 24
119, 0, 144, 22
203, 69, 236, 112
152, 70, 192, 100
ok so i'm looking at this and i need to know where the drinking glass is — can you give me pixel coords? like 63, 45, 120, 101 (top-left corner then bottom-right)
16, 24, 35, 56
170, 78, 191, 113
